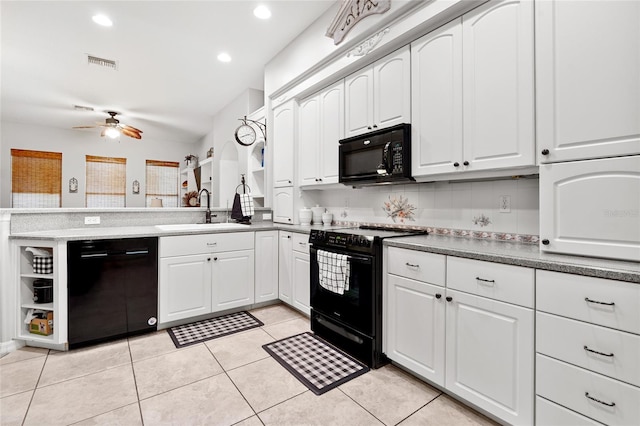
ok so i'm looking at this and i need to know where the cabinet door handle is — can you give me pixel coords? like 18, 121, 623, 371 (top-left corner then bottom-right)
585, 392, 615, 407
541, 149, 550, 155
584, 345, 614, 357
372, 124, 378, 128
299, 242, 306, 246
475, 277, 495, 285
446, 296, 453, 302
541, 239, 550, 245
435, 293, 442, 299
463, 161, 469, 166
206, 242, 217, 246
286, 235, 291, 239
585, 297, 615, 306
453, 162, 460, 167
213, 257, 218, 261
207, 258, 211, 262
367, 126, 372, 130
405, 262, 419, 268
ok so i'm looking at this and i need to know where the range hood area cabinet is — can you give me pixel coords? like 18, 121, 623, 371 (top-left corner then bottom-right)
344, 46, 411, 138
411, 0, 535, 178
536, 0, 640, 164
298, 80, 344, 187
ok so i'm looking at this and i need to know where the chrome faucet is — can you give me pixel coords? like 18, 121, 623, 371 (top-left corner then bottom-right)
198, 188, 212, 223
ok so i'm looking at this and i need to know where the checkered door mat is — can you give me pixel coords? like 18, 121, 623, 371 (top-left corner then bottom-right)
168, 311, 263, 348
263, 332, 369, 395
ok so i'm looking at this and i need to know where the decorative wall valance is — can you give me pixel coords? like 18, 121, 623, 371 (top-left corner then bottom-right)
326, 0, 391, 45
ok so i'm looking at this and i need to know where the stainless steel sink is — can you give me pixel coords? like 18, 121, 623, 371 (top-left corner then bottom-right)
155, 223, 249, 231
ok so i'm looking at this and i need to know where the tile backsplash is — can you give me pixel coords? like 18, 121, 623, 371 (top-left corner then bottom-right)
301, 177, 539, 237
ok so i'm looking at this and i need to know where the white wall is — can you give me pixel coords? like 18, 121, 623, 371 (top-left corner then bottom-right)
0, 121, 192, 208
196, 88, 264, 207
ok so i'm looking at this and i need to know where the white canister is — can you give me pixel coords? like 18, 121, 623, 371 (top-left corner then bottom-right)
311, 205, 325, 225
299, 208, 312, 226
322, 212, 333, 226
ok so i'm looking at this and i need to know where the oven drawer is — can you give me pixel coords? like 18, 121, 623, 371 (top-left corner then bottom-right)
537, 270, 640, 334
292, 232, 310, 254
387, 247, 445, 285
537, 354, 640, 426
537, 312, 640, 387
446, 257, 534, 308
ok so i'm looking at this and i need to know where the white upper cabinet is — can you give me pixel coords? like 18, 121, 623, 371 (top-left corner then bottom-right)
539, 155, 640, 261
273, 186, 293, 224
298, 80, 344, 186
536, 0, 640, 163
272, 100, 296, 187
345, 46, 411, 137
411, 18, 463, 176
461, 0, 535, 171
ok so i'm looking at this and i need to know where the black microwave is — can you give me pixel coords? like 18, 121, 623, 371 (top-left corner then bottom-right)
339, 123, 412, 185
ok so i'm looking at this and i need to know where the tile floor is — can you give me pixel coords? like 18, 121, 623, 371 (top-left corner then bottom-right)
1, 304, 498, 426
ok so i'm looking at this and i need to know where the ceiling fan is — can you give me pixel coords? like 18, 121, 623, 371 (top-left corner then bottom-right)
73, 111, 143, 140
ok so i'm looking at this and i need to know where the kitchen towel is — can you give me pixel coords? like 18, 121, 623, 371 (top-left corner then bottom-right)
316, 249, 350, 295
231, 193, 244, 221
239, 193, 254, 217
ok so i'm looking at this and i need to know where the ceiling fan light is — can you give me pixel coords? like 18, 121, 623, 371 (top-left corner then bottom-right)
253, 5, 271, 20
105, 127, 120, 138
92, 14, 113, 27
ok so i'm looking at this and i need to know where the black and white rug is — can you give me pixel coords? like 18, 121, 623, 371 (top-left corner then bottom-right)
168, 311, 264, 348
262, 332, 369, 395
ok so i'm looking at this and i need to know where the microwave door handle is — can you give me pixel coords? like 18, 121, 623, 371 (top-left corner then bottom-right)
384, 141, 393, 173
378, 142, 391, 175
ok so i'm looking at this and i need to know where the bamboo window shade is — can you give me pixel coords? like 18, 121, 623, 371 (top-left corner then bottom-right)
145, 160, 180, 207
11, 149, 62, 208
85, 155, 126, 207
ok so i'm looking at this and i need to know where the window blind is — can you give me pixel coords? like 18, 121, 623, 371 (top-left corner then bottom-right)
85, 155, 126, 207
11, 149, 62, 208
145, 160, 179, 207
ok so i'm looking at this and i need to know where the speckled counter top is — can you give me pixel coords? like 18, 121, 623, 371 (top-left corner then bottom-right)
385, 234, 640, 284
7, 222, 337, 241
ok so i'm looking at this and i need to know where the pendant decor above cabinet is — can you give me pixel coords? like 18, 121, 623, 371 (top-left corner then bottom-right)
326, 0, 391, 45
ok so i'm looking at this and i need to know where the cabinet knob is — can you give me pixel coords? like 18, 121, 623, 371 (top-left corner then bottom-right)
288, 180, 292, 184
318, 178, 322, 182
367, 126, 372, 130
541, 239, 550, 245
453, 162, 460, 167
287, 235, 291, 239
463, 161, 469, 166
288, 218, 292, 222
372, 124, 378, 128
435, 293, 442, 299
446, 296, 453, 302
207, 258, 211, 261
541, 149, 550, 155
213, 257, 218, 261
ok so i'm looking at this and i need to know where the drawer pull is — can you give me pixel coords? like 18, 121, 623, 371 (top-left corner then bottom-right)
405, 262, 420, 268
299, 242, 306, 246
585, 392, 615, 407
206, 242, 217, 246
475, 277, 495, 285
585, 297, 615, 306
584, 345, 614, 357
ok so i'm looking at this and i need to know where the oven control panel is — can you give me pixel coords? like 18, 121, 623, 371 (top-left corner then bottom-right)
309, 230, 374, 253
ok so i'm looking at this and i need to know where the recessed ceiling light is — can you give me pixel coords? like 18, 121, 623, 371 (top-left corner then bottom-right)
253, 5, 271, 20
92, 14, 113, 27
217, 52, 232, 63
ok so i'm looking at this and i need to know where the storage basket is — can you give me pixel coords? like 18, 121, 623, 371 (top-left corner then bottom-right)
33, 256, 53, 274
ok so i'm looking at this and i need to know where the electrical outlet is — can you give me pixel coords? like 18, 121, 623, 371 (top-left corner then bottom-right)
262, 213, 272, 220
84, 216, 100, 225
499, 196, 511, 213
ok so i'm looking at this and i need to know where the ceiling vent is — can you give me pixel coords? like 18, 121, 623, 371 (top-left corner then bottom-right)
87, 55, 117, 70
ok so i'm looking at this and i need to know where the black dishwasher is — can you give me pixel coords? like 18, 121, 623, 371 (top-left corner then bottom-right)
67, 238, 158, 348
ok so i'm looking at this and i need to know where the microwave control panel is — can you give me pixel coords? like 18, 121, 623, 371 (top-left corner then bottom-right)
390, 141, 404, 173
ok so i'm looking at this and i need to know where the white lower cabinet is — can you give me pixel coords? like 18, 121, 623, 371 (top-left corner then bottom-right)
160, 254, 212, 323
385, 249, 534, 425
536, 270, 640, 425
159, 232, 254, 324
278, 231, 310, 315
254, 231, 279, 303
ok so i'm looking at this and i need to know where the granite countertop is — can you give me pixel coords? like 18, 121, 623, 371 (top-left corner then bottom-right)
7, 222, 337, 241
385, 234, 640, 284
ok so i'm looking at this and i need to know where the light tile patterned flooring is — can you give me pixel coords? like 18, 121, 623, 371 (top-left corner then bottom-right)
1, 304, 498, 426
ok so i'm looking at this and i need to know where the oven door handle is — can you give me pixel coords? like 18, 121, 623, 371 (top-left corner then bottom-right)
348, 255, 372, 264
